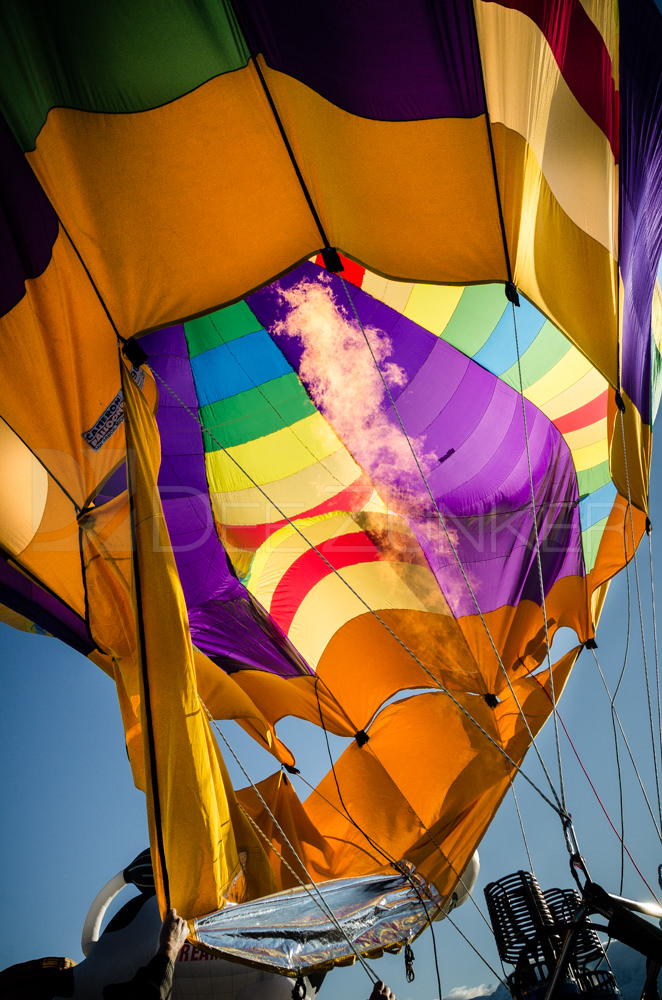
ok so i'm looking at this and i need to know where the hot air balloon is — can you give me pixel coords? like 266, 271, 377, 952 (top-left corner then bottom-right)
1, 1, 662, 997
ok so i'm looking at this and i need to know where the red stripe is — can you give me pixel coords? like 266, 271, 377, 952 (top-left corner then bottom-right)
314, 252, 366, 287
271, 532, 382, 633
222, 473, 374, 551
495, 0, 618, 158
552, 389, 608, 435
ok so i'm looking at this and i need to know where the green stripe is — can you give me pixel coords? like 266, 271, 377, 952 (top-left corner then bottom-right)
184, 302, 262, 358
576, 460, 611, 499
652, 340, 662, 425
200, 373, 315, 450
500, 322, 570, 392
0, 0, 249, 150
440, 284, 507, 358
581, 516, 609, 573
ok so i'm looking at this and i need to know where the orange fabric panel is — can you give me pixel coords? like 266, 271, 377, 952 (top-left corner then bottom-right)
303, 650, 577, 898
237, 771, 336, 891
28, 68, 321, 339
0, 232, 131, 508
262, 61, 508, 284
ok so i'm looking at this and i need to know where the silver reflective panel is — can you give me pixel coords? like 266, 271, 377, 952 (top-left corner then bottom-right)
193, 871, 442, 975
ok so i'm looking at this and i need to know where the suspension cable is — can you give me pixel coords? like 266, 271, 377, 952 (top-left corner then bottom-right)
202, 703, 379, 984
618, 407, 662, 835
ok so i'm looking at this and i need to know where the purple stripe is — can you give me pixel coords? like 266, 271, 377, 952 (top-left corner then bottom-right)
0, 553, 93, 655
142, 324, 312, 677
619, 0, 662, 423
0, 112, 58, 317
252, 268, 582, 619
240, 0, 485, 121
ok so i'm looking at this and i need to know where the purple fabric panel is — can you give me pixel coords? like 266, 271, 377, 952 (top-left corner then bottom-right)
0, 112, 58, 316
253, 271, 582, 618
189, 596, 312, 678
0, 553, 93, 655
618, 0, 662, 424
248, 262, 435, 392
141, 324, 244, 607
240, 0, 485, 121
142, 324, 313, 678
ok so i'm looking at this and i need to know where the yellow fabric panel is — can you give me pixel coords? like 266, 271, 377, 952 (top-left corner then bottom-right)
402, 283, 466, 336
192, 647, 293, 767
120, 363, 277, 917
608, 392, 651, 514
262, 61, 508, 283
491, 123, 618, 390
476, 1, 616, 256
205, 412, 344, 494
0, 233, 136, 508
80, 492, 135, 661
209, 443, 362, 527
531, 366, 609, 421
29, 68, 321, 339
0, 417, 48, 554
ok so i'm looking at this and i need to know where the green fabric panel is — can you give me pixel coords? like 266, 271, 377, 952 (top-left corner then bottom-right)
184, 303, 263, 358
576, 460, 611, 499
0, 0, 249, 151
200, 373, 315, 450
499, 322, 570, 392
652, 340, 662, 425
440, 284, 507, 358
581, 515, 609, 573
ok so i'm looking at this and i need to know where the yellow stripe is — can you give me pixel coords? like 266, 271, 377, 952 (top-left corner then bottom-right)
205, 411, 342, 493
475, 2, 616, 256
525, 347, 589, 409
288, 562, 450, 669
571, 437, 609, 473
562, 417, 607, 452
209, 445, 363, 526
531, 367, 609, 422
247, 512, 367, 608
402, 283, 466, 336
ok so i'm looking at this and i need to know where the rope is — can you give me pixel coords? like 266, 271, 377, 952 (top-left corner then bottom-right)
510, 300, 566, 813
591, 648, 662, 850
203, 704, 378, 984
510, 779, 535, 876
149, 361, 566, 818
648, 528, 662, 805
618, 408, 662, 835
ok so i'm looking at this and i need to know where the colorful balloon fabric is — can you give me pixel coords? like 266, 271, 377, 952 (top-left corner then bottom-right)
1, 0, 661, 955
